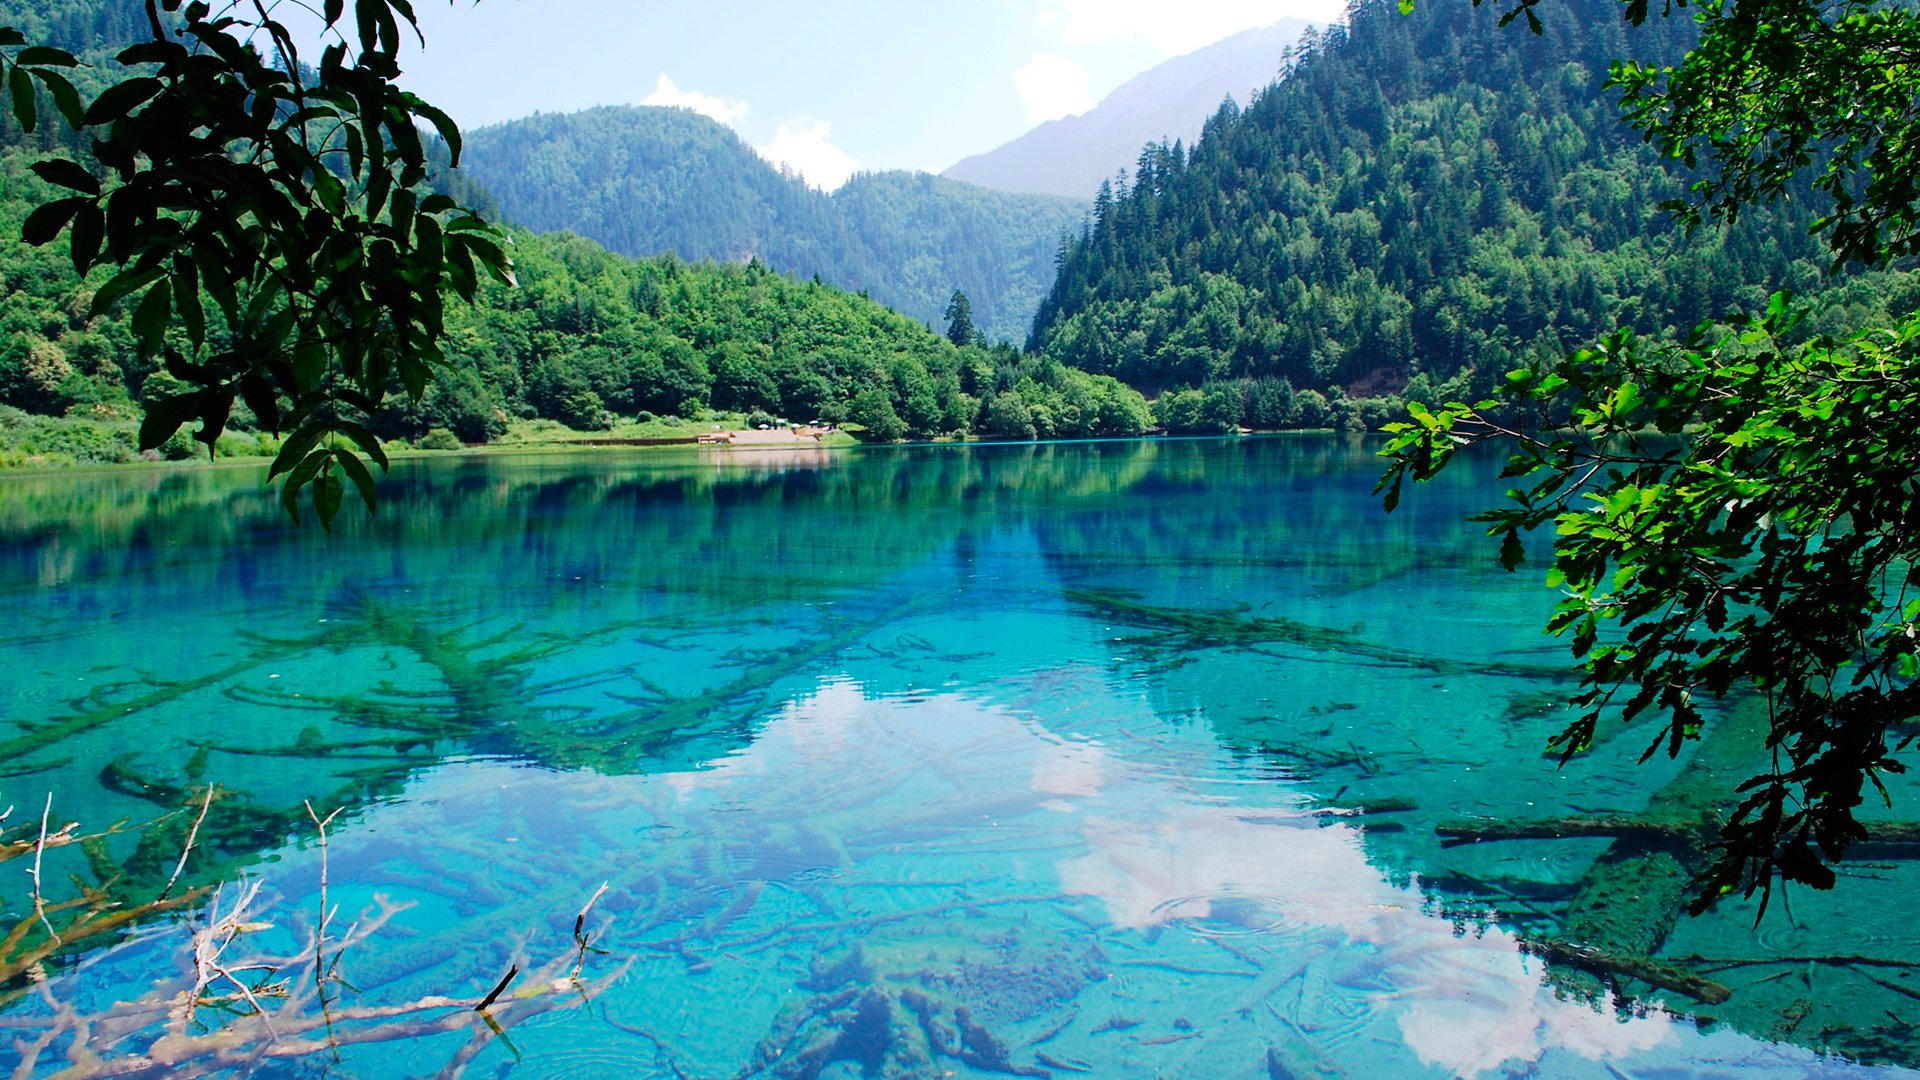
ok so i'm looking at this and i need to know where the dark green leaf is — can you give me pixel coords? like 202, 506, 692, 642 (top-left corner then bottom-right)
1498, 527, 1526, 571
334, 447, 378, 514
30, 69, 83, 128
132, 279, 174, 355
88, 265, 165, 318
21, 196, 86, 245
138, 392, 202, 451
173, 263, 205, 349
68, 203, 101, 274
115, 41, 184, 65
313, 471, 345, 531
29, 157, 98, 195
281, 447, 333, 525
407, 96, 461, 165
268, 422, 329, 482
239, 373, 281, 434
84, 76, 163, 125
191, 389, 234, 454
16, 46, 77, 67
9, 65, 34, 133
332, 420, 390, 471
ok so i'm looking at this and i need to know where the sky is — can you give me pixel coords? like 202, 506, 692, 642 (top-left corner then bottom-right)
347, 0, 1346, 190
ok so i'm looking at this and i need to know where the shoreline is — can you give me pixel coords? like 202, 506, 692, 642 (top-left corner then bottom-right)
0, 422, 1360, 479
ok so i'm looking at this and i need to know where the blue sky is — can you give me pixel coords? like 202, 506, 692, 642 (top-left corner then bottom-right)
367, 0, 1344, 189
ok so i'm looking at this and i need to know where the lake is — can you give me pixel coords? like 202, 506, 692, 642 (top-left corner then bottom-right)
1, 436, 1917, 1078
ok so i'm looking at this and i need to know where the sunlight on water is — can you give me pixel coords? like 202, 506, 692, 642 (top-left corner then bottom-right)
1, 437, 1916, 1078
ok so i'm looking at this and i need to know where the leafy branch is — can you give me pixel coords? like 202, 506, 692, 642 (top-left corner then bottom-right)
3, 0, 511, 528
1380, 294, 1920, 911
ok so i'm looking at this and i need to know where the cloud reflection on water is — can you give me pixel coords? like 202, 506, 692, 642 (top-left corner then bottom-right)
673, 678, 1681, 1076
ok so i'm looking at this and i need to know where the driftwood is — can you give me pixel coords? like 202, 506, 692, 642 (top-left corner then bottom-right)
3, 843, 624, 1078
1520, 938, 1732, 1004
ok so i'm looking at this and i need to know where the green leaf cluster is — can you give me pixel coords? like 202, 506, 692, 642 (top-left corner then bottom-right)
0, 0, 508, 529
1381, 298, 1920, 909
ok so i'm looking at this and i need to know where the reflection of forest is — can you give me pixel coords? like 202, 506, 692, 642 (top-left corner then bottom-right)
0, 442, 1196, 909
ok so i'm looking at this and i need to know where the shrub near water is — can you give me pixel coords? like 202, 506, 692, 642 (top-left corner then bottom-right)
0, 407, 275, 468
0, 406, 136, 466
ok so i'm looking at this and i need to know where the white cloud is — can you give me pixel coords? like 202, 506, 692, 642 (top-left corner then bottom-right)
757, 118, 860, 191
1013, 53, 1094, 124
1052, 0, 1337, 56
641, 73, 750, 125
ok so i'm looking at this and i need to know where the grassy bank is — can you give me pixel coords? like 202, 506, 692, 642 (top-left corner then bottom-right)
0, 407, 861, 473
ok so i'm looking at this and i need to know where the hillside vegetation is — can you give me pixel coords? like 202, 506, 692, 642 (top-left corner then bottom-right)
460, 106, 1087, 344
0, 2, 1147, 464
1029, 0, 1920, 431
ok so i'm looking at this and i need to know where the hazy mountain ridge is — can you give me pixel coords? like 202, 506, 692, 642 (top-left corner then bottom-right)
942, 19, 1314, 199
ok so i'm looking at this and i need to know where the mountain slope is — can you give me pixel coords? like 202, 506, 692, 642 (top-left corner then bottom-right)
1027, 0, 1908, 424
459, 106, 1086, 343
942, 19, 1312, 199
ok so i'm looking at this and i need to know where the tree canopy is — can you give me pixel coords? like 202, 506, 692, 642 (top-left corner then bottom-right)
1380, 0, 1920, 909
458, 109, 1088, 344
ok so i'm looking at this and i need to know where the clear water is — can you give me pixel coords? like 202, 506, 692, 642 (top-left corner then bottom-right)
2, 436, 1918, 1078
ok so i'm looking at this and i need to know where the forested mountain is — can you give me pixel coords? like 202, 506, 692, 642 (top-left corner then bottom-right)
459, 106, 1087, 344
0, 2, 1149, 458
0, 151, 1148, 457
1029, 0, 1920, 429
943, 19, 1312, 199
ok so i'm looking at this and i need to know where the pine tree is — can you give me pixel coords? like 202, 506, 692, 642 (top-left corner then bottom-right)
944, 290, 979, 346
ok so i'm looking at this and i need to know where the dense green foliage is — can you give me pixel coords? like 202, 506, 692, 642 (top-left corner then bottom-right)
1029, 0, 1918, 428
0, 152, 1148, 450
0, 1, 1145, 463
384, 232, 1149, 444
459, 107, 1088, 344
1380, 0, 1920, 906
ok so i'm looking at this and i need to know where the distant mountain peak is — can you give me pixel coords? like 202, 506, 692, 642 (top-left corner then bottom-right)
942, 19, 1314, 200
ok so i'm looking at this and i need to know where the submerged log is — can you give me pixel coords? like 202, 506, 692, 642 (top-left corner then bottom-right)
1435, 816, 1706, 846
1066, 587, 1566, 680
1436, 815, 1920, 850
1543, 704, 1773, 1004
1521, 938, 1732, 1005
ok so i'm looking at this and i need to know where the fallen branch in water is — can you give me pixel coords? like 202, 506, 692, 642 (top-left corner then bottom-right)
1435, 816, 1705, 846
1677, 953, 1920, 974
160, 784, 217, 902
1436, 816, 1920, 850
2, 796, 628, 1076
30, 793, 59, 948
1520, 938, 1732, 1004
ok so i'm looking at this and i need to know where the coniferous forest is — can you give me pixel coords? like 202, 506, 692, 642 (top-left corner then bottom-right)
1029, 0, 1920, 432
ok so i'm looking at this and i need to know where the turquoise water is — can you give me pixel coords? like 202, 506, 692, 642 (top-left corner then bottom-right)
1, 436, 1918, 1078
